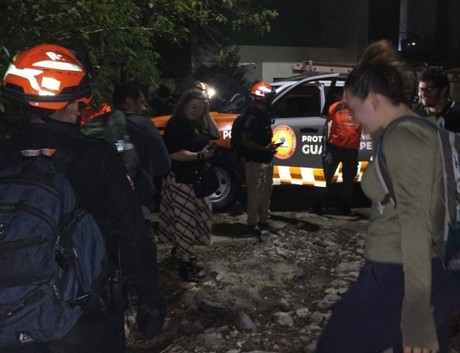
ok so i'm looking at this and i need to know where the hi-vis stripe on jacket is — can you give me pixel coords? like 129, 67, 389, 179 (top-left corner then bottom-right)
273, 161, 369, 187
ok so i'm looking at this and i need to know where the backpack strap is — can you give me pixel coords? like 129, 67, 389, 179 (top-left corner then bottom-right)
375, 116, 436, 214
375, 135, 397, 214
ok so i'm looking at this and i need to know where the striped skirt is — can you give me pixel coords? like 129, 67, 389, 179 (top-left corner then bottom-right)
158, 173, 212, 255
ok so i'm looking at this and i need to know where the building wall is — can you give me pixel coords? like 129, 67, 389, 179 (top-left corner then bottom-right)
238, 0, 371, 83
239, 46, 357, 83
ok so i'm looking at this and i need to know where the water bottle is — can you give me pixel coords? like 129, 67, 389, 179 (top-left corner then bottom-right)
115, 139, 125, 153
124, 134, 135, 152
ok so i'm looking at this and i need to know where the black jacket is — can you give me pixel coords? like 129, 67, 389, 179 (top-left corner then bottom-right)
241, 105, 274, 163
12, 120, 165, 312
163, 115, 214, 184
413, 100, 460, 133
123, 111, 171, 207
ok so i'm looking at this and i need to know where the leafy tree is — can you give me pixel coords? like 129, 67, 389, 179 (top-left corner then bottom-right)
0, 0, 277, 139
194, 46, 251, 111
0, 0, 276, 96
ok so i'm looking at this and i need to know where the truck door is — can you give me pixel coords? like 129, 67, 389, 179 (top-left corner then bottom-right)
270, 74, 340, 186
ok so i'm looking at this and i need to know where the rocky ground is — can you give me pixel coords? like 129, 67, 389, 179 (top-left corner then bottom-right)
126, 186, 460, 353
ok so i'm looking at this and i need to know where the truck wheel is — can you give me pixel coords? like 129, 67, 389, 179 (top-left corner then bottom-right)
209, 163, 240, 212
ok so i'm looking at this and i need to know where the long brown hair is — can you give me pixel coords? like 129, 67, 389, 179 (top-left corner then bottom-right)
172, 88, 209, 134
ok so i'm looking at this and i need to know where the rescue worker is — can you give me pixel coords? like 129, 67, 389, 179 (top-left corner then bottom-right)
240, 82, 278, 239
318, 99, 362, 215
0, 44, 165, 353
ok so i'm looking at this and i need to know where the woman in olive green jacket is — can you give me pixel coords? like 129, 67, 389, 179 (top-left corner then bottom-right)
315, 40, 460, 353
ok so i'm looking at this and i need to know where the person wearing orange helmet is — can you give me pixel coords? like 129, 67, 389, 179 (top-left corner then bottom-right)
0, 44, 165, 352
239, 81, 278, 240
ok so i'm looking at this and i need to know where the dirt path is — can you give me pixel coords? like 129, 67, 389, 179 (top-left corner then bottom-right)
127, 184, 460, 353
128, 208, 370, 353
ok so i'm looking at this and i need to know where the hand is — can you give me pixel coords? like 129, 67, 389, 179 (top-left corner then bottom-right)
136, 303, 165, 339
200, 142, 217, 159
323, 151, 332, 164
200, 147, 215, 159
206, 141, 218, 150
404, 346, 437, 353
265, 142, 277, 153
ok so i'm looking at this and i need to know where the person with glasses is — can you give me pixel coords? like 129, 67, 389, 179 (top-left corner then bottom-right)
414, 67, 460, 132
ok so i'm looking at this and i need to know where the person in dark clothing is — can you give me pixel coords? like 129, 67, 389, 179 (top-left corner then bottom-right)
158, 88, 219, 283
112, 83, 171, 220
0, 44, 165, 353
240, 82, 278, 239
414, 67, 460, 133
314, 99, 362, 215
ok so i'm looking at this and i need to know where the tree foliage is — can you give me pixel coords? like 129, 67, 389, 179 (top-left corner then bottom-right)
0, 0, 276, 96
194, 46, 251, 110
0, 0, 277, 140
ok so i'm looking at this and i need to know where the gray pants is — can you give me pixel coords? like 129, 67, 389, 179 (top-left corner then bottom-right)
244, 160, 273, 225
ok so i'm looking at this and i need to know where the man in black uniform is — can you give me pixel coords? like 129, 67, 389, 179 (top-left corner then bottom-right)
240, 82, 277, 239
0, 44, 164, 353
414, 67, 460, 132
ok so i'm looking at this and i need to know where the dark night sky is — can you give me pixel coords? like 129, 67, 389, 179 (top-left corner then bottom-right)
231, 0, 324, 47
231, 0, 402, 51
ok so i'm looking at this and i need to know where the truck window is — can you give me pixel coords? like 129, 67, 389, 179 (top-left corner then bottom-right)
278, 84, 321, 118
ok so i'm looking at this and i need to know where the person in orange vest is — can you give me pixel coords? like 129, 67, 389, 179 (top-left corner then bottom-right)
314, 99, 362, 215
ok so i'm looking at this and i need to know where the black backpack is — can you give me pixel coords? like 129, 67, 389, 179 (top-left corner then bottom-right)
0, 147, 108, 347
80, 108, 141, 178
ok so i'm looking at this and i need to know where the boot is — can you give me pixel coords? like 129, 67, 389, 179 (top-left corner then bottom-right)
190, 255, 205, 278
179, 261, 198, 282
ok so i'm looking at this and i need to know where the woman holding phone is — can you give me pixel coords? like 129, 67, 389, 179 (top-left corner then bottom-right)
158, 87, 219, 283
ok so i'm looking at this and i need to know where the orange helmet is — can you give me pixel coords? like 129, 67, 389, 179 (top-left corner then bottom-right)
2, 43, 93, 110
250, 82, 276, 104
80, 103, 112, 125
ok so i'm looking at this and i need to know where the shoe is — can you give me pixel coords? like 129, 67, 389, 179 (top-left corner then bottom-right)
190, 255, 206, 278
179, 261, 199, 282
248, 224, 262, 238
258, 222, 277, 232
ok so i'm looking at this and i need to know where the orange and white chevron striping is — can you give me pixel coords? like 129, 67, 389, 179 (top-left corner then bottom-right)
273, 161, 369, 187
